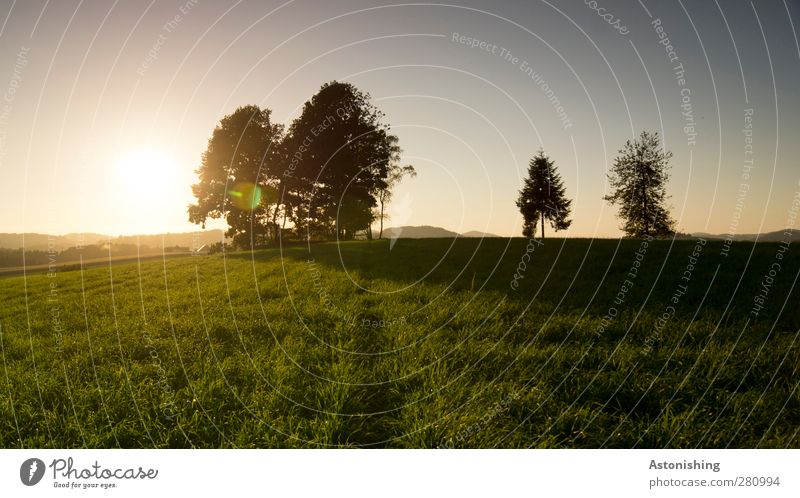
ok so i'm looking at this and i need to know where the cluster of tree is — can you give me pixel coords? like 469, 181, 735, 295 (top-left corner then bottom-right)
203, 241, 229, 255
188, 81, 414, 249
0, 248, 50, 268
58, 243, 180, 259
0, 243, 181, 269
516, 131, 675, 238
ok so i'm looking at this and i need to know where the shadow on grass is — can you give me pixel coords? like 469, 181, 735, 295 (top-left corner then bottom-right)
223, 237, 800, 326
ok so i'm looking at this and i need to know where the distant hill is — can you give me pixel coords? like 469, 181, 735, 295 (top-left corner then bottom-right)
113, 230, 225, 248
461, 230, 499, 238
0, 233, 108, 250
691, 229, 798, 242
377, 226, 499, 239
0, 230, 225, 250
377, 227, 798, 241
379, 226, 459, 239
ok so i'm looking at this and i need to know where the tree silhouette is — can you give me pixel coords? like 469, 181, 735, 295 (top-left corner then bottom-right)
377, 164, 416, 239
282, 81, 400, 240
516, 150, 572, 238
603, 131, 675, 237
188, 105, 283, 248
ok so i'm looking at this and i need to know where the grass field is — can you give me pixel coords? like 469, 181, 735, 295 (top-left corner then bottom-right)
0, 237, 797, 448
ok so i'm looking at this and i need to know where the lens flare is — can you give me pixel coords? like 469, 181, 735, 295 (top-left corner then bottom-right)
229, 182, 262, 210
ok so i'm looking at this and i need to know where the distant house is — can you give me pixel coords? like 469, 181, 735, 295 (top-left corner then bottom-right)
192, 244, 210, 256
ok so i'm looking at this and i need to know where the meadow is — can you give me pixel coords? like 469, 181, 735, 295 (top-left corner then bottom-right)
0, 237, 797, 448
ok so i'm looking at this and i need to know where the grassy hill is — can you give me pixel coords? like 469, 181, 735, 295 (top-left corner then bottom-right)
0, 238, 797, 448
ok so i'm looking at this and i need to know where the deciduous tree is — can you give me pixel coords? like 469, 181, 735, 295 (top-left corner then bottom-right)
188, 105, 283, 248
603, 131, 675, 237
282, 81, 400, 240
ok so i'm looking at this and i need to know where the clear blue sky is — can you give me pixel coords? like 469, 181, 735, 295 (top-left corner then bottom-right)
0, 0, 798, 237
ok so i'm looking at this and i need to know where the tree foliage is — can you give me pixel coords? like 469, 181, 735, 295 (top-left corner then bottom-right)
603, 131, 675, 237
282, 81, 401, 240
189, 82, 409, 247
516, 150, 572, 238
188, 105, 283, 248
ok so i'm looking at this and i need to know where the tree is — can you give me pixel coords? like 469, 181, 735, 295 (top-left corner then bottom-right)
376, 164, 416, 239
188, 105, 283, 248
603, 131, 675, 237
282, 81, 400, 240
516, 150, 572, 238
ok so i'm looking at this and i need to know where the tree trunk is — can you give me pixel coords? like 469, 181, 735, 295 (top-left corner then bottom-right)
271, 204, 280, 243
643, 183, 649, 236
640, 161, 649, 237
378, 193, 385, 239
540, 211, 545, 239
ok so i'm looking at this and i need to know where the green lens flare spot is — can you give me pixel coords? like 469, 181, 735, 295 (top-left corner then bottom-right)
229, 182, 262, 210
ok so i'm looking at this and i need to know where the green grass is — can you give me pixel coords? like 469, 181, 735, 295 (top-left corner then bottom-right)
0, 238, 797, 448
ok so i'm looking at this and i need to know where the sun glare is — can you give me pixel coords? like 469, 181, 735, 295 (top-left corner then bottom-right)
110, 146, 189, 231
114, 147, 176, 200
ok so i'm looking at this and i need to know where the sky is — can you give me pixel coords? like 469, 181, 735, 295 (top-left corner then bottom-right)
0, 0, 798, 238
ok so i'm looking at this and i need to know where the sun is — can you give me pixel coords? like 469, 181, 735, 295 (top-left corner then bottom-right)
107, 146, 194, 232
114, 147, 177, 201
